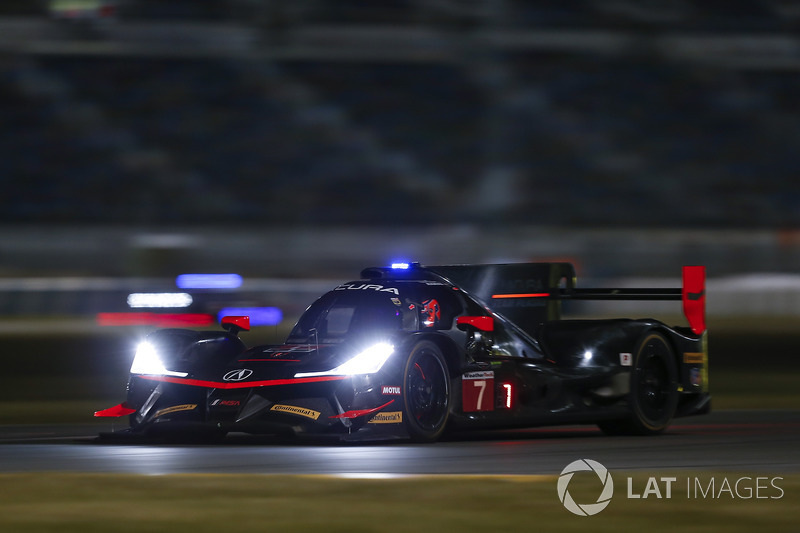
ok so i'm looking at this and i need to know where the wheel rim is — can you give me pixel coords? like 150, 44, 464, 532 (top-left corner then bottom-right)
406, 348, 449, 431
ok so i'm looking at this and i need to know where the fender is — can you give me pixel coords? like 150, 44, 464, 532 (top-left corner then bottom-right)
143, 328, 245, 371
400, 331, 464, 378
537, 319, 659, 369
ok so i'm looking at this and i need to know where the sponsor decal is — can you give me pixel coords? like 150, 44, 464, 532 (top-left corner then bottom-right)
154, 404, 197, 418
223, 369, 253, 382
686, 289, 705, 301
391, 298, 402, 306
683, 352, 705, 364
334, 283, 400, 295
270, 404, 321, 420
462, 371, 495, 412
381, 385, 401, 395
620, 353, 632, 366
689, 368, 702, 387
463, 371, 494, 380
368, 411, 403, 424
211, 399, 241, 407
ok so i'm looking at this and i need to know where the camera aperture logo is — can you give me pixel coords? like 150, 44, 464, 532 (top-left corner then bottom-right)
557, 459, 614, 516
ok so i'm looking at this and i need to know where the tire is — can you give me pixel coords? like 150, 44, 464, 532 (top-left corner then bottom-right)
598, 331, 679, 436
402, 341, 451, 443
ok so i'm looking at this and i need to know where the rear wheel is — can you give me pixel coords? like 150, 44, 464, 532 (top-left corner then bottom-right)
403, 341, 451, 442
598, 332, 678, 436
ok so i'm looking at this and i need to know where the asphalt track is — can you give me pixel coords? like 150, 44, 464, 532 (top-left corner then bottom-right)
0, 410, 797, 475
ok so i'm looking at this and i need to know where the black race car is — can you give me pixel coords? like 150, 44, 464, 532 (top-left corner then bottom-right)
96, 262, 709, 442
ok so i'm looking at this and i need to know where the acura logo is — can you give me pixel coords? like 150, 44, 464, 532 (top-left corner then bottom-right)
223, 369, 253, 382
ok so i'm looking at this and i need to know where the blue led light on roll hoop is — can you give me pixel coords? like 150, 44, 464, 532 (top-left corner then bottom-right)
217, 307, 283, 327
391, 262, 411, 270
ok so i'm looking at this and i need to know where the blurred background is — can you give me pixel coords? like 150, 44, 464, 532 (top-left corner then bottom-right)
0, 0, 798, 421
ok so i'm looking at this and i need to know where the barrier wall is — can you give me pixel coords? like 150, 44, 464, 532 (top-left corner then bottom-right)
1, 225, 799, 320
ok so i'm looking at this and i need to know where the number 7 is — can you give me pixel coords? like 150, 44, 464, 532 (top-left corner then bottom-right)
474, 380, 486, 410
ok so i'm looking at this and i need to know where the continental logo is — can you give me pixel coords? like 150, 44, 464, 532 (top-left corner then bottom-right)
368, 411, 403, 424
270, 404, 321, 420
155, 404, 197, 418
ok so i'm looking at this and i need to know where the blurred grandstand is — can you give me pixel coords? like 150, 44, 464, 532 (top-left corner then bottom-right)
1, 0, 799, 229
2, 1, 800, 321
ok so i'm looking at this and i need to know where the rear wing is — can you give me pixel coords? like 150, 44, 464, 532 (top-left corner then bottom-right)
425, 263, 706, 336
556, 266, 706, 335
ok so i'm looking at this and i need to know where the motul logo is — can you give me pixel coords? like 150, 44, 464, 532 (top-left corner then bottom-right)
382, 386, 401, 395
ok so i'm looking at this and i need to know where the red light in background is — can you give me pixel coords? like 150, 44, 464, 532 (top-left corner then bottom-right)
96, 313, 215, 327
491, 293, 550, 299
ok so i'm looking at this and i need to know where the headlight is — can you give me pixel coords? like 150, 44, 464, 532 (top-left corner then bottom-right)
130, 341, 187, 377
295, 343, 394, 378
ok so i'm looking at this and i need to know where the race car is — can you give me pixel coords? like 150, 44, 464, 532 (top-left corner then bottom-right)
96, 262, 709, 442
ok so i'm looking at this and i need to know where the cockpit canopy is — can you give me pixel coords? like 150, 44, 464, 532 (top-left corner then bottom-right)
286, 281, 462, 344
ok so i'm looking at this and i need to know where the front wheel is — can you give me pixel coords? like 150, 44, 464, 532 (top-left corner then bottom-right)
402, 341, 451, 443
598, 331, 679, 436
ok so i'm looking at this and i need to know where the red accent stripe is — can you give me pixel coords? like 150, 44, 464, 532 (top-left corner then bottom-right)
329, 400, 395, 419
238, 359, 301, 362
491, 293, 550, 299
137, 374, 347, 389
414, 362, 426, 380
94, 402, 137, 417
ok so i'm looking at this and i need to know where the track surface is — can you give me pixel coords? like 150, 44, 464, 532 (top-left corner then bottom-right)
0, 410, 797, 475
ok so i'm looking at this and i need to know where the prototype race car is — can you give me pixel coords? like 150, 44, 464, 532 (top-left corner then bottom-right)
96, 262, 709, 442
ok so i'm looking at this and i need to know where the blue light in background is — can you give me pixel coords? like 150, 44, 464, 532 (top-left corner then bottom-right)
217, 307, 283, 326
176, 273, 243, 289
391, 262, 410, 269
127, 292, 193, 308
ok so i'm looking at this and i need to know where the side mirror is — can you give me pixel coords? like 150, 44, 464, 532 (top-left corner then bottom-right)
222, 315, 250, 336
456, 316, 494, 332
457, 316, 494, 360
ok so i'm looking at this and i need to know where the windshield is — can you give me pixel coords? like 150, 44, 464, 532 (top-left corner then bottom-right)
287, 287, 411, 344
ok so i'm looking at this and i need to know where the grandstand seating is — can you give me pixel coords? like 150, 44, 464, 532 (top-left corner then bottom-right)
1, 2, 799, 228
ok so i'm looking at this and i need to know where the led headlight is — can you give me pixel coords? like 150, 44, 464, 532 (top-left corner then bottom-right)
295, 343, 394, 378
130, 341, 187, 377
